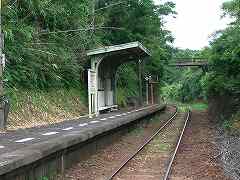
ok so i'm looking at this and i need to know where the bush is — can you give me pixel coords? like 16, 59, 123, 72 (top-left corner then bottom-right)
161, 69, 205, 102
161, 83, 182, 101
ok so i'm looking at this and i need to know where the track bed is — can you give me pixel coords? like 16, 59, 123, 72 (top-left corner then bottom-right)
169, 110, 230, 180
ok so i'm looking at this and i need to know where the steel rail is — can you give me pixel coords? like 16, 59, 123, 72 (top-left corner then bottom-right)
106, 106, 178, 180
163, 110, 191, 180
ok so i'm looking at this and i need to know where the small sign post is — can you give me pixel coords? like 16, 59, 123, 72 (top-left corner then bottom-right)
88, 69, 97, 118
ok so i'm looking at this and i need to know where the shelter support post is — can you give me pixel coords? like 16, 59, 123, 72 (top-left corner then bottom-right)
146, 80, 149, 105
151, 83, 154, 104
113, 72, 117, 105
138, 59, 143, 106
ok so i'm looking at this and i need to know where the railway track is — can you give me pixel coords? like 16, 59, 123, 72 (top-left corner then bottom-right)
107, 107, 190, 180
163, 110, 190, 180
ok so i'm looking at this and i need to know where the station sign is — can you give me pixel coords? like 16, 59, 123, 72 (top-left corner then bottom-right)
88, 69, 97, 117
88, 69, 96, 93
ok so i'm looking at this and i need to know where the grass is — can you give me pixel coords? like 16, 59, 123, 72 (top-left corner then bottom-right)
128, 115, 163, 136
223, 111, 240, 135
129, 126, 145, 136
167, 101, 208, 112
5, 87, 88, 130
190, 103, 208, 111
152, 142, 171, 152
38, 177, 49, 180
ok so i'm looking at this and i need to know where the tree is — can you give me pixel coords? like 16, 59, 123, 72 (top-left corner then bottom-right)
3, 0, 92, 89
203, 0, 240, 123
206, 0, 240, 95
98, 0, 176, 103
2, 0, 176, 106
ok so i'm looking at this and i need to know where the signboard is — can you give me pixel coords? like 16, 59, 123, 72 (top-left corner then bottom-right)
88, 69, 96, 93
88, 69, 97, 118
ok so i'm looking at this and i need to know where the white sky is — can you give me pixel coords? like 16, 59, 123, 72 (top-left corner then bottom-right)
154, 0, 232, 50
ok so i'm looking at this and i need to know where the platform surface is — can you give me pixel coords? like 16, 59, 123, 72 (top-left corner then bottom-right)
0, 104, 164, 176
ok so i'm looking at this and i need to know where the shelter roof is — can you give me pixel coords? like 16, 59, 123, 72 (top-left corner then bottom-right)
87, 41, 151, 57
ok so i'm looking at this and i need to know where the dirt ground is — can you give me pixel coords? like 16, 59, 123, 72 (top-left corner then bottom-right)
170, 110, 230, 180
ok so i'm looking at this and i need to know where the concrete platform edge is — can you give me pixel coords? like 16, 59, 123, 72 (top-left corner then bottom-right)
0, 104, 165, 176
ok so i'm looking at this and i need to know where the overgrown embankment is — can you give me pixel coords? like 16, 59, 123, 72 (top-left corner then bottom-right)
202, 0, 240, 133
7, 87, 88, 130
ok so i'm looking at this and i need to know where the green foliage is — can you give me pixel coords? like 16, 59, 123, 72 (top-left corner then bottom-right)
190, 103, 208, 111
7, 86, 87, 113
116, 88, 128, 107
223, 119, 233, 131
223, 110, 240, 135
117, 63, 139, 94
3, 0, 176, 107
205, 0, 240, 96
6, 86, 88, 130
161, 46, 207, 104
178, 69, 205, 102
38, 177, 49, 180
202, 0, 240, 128
97, 0, 176, 105
116, 63, 139, 106
161, 83, 182, 101
200, 0, 240, 109
222, 0, 240, 21
162, 64, 205, 103
172, 48, 203, 59
99, 0, 175, 79
168, 102, 208, 112
206, 26, 240, 95
3, 0, 92, 89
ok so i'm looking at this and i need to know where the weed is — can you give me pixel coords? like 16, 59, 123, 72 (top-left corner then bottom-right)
38, 176, 49, 180
6, 87, 88, 130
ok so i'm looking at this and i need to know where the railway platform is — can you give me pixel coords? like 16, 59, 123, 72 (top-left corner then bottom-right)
0, 104, 165, 179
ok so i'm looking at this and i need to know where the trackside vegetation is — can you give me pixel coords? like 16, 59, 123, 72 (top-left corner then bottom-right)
161, 0, 240, 134
2, 0, 175, 129
203, 0, 240, 133
2, 0, 239, 133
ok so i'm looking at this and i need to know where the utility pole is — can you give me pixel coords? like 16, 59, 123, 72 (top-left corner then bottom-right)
0, 0, 5, 129
91, 0, 95, 36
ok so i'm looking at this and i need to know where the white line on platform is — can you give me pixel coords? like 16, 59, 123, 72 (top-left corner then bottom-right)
0, 145, 5, 149
0, 161, 8, 167
42, 132, 59, 136
15, 138, 35, 143
116, 114, 122, 117
130, 109, 138, 113
78, 114, 90, 118
100, 118, 107, 121
109, 116, 116, 119
79, 123, 88, 127
90, 121, 100, 124
62, 127, 74, 131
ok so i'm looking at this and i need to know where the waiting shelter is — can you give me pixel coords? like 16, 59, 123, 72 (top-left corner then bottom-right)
87, 42, 151, 117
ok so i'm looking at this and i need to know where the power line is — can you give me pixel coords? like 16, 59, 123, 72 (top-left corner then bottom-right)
94, 1, 125, 12
38, 26, 125, 35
